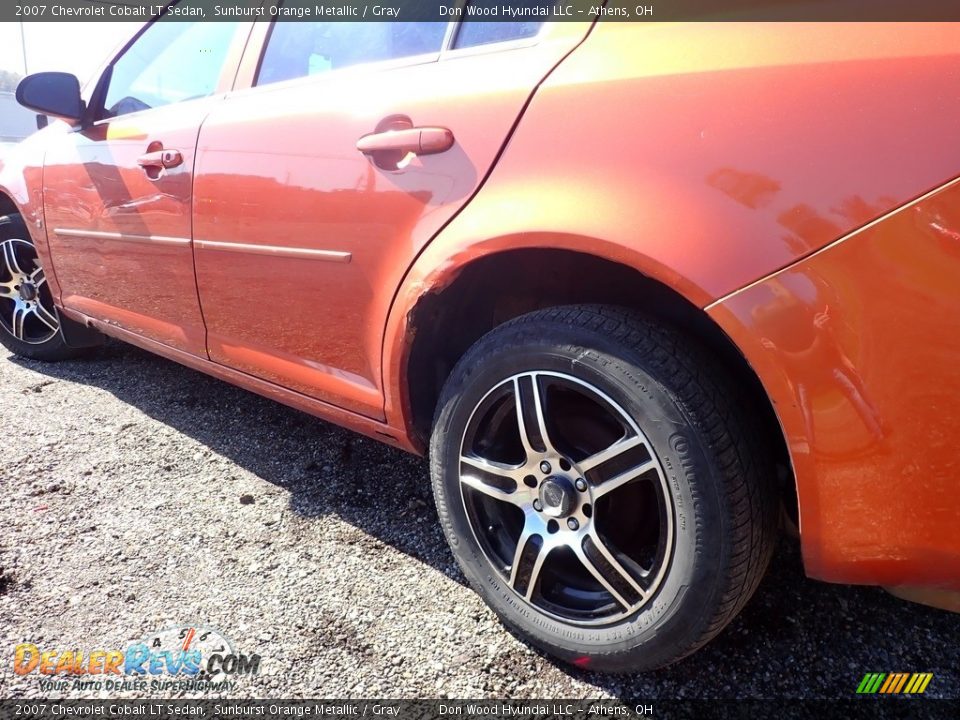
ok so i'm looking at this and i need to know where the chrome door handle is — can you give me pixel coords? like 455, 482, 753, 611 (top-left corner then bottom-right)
136, 149, 183, 170
356, 126, 454, 156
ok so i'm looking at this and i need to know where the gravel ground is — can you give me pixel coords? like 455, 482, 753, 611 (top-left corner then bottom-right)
1, 340, 957, 700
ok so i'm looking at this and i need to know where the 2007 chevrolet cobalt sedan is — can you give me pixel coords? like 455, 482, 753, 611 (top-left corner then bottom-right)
2, 5, 959, 671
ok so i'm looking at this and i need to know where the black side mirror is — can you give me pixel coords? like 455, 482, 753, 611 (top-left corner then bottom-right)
16, 72, 84, 123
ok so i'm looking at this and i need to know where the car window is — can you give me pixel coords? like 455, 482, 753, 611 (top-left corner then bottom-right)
257, 19, 448, 86
454, 0, 549, 48
102, 1, 239, 119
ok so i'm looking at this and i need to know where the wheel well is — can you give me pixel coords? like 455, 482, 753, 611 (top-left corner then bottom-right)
405, 248, 797, 519
0, 192, 19, 218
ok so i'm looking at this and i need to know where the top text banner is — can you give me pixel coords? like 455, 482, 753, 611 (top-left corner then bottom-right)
6, 0, 960, 22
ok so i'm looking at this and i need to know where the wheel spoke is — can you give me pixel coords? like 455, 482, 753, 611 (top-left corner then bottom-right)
513, 374, 554, 458
460, 454, 523, 483
572, 539, 632, 610
0, 282, 15, 299
460, 469, 526, 506
579, 433, 657, 499
592, 458, 659, 499
459, 369, 675, 624
579, 434, 645, 474
585, 530, 649, 600
508, 524, 549, 600
30, 266, 45, 287
11, 304, 27, 340
1, 241, 25, 278
32, 303, 59, 333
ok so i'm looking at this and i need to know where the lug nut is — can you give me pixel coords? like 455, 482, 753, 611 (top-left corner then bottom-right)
567, 518, 579, 531
575, 478, 587, 492
533, 499, 543, 512
539, 461, 551, 474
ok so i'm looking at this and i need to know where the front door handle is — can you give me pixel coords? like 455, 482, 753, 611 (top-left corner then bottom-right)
356, 126, 454, 157
136, 149, 183, 170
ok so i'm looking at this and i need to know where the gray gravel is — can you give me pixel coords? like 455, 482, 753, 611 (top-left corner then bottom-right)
2, 340, 957, 699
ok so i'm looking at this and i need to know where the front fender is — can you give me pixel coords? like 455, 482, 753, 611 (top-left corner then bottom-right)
0, 122, 71, 301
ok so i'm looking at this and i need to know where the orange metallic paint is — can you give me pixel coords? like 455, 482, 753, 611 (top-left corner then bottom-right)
57, 304, 413, 451
191, 23, 592, 418
709, 178, 960, 590
381, 21, 960, 590
42, 105, 214, 356
2, 21, 959, 593
36, 21, 255, 356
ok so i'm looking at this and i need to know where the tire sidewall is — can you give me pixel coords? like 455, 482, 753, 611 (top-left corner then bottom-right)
431, 317, 731, 671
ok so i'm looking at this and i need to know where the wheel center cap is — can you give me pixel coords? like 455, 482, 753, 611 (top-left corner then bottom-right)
19, 283, 37, 301
539, 476, 575, 518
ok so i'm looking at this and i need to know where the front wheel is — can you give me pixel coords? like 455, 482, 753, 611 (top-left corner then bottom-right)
0, 214, 88, 361
430, 305, 778, 672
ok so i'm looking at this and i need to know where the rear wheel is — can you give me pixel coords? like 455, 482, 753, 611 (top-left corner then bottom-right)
430, 305, 778, 672
0, 214, 87, 361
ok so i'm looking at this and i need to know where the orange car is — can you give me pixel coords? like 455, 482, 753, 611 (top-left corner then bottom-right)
2, 9, 959, 671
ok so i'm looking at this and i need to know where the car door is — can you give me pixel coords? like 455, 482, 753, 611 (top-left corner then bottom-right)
41, 4, 249, 356
192, 7, 592, 419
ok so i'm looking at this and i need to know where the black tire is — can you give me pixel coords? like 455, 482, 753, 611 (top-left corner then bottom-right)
430, 305, 778, 672
0, 214, 89, 361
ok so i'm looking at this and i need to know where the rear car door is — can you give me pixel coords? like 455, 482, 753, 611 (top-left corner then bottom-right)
42, 4, 248, 356
192, 5, 592, 418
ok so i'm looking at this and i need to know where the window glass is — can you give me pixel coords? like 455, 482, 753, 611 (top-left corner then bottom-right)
257, 20, 447, 86
102, 1, 239, 118
454, 0, 549, 48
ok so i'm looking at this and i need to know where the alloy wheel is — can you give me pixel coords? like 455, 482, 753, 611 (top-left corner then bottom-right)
0, 238, 60, 345
458, 371, 674, 626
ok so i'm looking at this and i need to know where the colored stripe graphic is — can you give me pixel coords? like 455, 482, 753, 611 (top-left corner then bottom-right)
857, 672, 933, 694
881, 673, 905, 693
857, 673, 886, 694
905, 674, 921, 694
906, 673, 934, 694
893, 673, 910, 693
